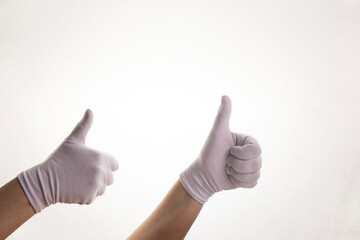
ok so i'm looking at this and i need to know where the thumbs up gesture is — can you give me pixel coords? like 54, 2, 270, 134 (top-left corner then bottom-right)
180, 96, 262, 204
18, 110, 119, 213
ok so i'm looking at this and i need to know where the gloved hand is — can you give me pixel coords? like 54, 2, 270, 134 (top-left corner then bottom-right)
180, 96, 262, 204
18, 110, 119, 213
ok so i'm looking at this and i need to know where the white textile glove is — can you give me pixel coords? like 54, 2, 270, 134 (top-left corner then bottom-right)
18, 110, 119, 213
180, 96, 262, 204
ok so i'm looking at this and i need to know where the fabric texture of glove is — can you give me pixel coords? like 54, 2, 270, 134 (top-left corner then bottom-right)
18, 110, 119, 213
180, 96, 262, 204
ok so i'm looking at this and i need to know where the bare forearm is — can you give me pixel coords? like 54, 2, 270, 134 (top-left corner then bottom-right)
128, 179, 203, 240
0, 178, 35, 239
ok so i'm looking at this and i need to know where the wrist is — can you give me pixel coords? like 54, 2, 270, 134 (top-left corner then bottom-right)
0, 178, 36, 239
17, 164, 51, 213
179, 162, 213, 204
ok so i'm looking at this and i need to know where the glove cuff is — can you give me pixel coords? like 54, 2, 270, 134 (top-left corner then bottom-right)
17, 165, 51, 213
179, 161, 214, 204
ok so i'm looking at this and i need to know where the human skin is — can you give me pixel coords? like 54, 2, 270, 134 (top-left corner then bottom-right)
0, 178, 35, 239
128, 96, 262, 239
0, 110, 118, 239
127, 179, 203, 240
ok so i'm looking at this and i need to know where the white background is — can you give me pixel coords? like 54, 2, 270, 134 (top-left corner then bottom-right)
1, 0, 360, 239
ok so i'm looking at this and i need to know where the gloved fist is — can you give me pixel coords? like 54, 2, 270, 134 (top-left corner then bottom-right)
180, 96, 262, 204
18, 110, 119, 213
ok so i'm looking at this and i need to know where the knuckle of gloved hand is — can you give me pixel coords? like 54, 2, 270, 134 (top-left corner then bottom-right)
107, 174, 114, 185
79, 193, 94, 205
243, 135, 257, 145
246, 171, 260, 181
229, 175, 241, 187
248, 138, 262, 155
254, 171, 261, 180
250, 181, 258, 188
98, 186, 106, 196
247, 158, 261, 172
88, 166, 105, 187
91, 151, 104, 165
240, 173, 253, 182
225, 165, 231, 174
238, 137, 261, 157
85, 196, 96, 205
239, 181, 257, 188
87, 185, 101, 203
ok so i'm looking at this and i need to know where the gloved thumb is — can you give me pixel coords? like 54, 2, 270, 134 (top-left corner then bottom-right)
67, 109, 93, 144
211, 95, 232, 132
